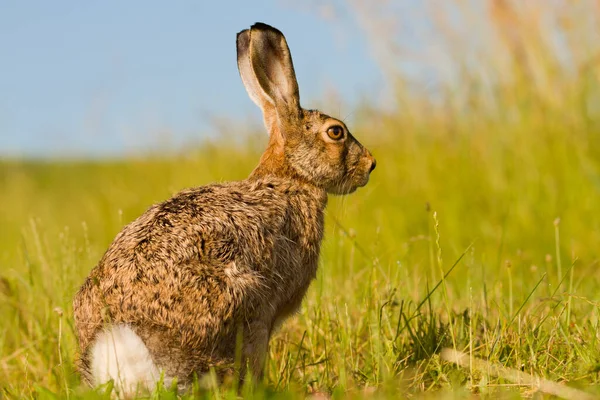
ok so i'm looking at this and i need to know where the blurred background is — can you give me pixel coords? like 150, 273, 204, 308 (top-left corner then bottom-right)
1, 0, 385, 157
6, 1, 597, 159
3, 1, 600, 158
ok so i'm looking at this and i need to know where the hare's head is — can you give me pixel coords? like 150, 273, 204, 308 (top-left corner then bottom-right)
237, 23, 376, 195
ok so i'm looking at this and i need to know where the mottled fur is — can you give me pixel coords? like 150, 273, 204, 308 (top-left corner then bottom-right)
73, 22, 375, 392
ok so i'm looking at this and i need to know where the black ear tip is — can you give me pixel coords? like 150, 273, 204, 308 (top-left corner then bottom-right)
251, 22, 284, 36
252, 22, 272, 29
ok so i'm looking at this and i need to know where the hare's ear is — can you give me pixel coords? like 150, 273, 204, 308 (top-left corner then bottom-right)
237, 23, 301, 127
248, 23, 301, 118
237, 28, 274, 113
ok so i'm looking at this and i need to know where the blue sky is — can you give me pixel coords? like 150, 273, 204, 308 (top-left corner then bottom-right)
0, 1, 385, 158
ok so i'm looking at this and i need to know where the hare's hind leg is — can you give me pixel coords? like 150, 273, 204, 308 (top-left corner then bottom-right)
89, 324, 167, 396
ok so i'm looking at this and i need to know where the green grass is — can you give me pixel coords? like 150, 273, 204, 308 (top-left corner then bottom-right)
1, 101, 600, 399
2, 2, 600, 398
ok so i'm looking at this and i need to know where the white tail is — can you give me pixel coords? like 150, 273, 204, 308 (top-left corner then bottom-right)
89, 324, 164, 396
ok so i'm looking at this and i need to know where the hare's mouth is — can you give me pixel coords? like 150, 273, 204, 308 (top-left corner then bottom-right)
354, 172, 371, 190
350, 162, 373, 189
325, 155, 374, 195
328, 172, 370, 195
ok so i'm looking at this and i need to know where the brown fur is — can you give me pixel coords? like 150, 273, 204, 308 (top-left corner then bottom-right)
73, 22, 375, 389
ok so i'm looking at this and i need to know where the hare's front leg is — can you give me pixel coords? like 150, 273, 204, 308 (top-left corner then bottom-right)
242, 321, 270, 381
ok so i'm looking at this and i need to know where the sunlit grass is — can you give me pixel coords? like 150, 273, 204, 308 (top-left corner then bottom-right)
2, 102, 599, 398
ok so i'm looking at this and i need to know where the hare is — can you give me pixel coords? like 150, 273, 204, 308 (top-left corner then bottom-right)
73, 22, 376, 396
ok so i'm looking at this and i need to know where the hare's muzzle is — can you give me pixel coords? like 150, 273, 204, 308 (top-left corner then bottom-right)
366, 151, 376, 173
350, 148, 376, 191
361, 148, 376, 175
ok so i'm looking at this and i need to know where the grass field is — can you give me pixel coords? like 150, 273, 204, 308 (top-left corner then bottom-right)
2, 1, 600, 399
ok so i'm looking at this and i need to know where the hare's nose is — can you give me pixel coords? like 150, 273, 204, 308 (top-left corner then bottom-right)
364, 149, 376, 173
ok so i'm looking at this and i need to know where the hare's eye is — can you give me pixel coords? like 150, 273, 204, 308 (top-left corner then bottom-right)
327, 126, 344, 140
